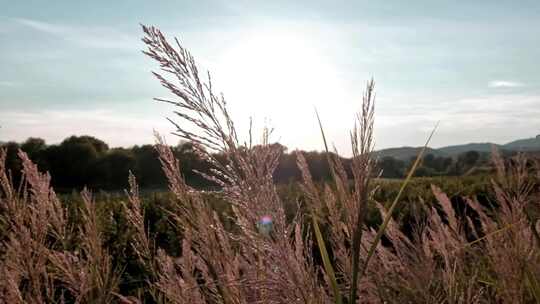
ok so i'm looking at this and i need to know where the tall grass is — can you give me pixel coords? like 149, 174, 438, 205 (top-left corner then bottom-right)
0, 25, 538, 303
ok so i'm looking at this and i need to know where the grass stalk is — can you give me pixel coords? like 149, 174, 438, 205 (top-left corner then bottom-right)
314, 108, 343, 304
359, 122, 438, 281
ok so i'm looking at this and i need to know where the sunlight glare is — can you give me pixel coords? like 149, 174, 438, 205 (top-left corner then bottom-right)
212, 28, 349, 149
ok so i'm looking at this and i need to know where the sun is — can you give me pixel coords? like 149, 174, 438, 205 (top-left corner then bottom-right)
210, 28, 347, 147
215, 29, 343, 108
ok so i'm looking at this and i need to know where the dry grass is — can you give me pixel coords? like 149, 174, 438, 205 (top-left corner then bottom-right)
0, 25, 538, 303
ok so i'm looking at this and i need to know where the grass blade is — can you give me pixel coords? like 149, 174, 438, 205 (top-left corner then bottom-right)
359, 122, 439, 279
313, 108, 343, 304
312, 217, 342, 304
525, 267, 540, 303
315, 108, 336, 173
315, 108, 329, 152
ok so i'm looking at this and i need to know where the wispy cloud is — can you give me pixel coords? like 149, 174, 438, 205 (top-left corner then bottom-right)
488, 80, 525, 88
14, 18, 136, 50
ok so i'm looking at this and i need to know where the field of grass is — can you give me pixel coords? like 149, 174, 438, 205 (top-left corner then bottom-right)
0, 25, 539, 304
1, 144, 539, 303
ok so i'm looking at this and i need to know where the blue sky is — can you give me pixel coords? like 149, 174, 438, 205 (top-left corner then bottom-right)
1, 0, 539, 153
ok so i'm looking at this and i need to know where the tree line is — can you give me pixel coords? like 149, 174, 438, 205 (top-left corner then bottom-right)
1, 135, 489, 191
377, 150, 489, 178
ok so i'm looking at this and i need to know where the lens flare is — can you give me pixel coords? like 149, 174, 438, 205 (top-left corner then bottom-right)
257, 215, 273, 235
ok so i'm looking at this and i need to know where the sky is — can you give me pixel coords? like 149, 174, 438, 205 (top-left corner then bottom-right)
1, 0, 540, 155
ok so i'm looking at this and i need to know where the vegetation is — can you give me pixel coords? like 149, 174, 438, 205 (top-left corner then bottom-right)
1, 135, 500, 192
0, 25, 539, 303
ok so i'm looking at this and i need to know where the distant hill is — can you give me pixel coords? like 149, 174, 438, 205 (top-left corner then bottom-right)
438, 143, 499, 155
374, 146, 443, 160
375, 134, 540, 160
503, 135, 540, 151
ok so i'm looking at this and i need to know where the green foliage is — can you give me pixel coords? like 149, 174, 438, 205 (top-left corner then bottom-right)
75, 166, 539, 302
2, 135, 500, 195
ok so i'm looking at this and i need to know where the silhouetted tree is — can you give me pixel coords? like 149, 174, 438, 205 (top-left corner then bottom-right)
423, 153, 436, 169
173, 141, 213, 187
2, 142, 22, 185
132, 145, 167, 188
377, 156, 405, 178
421, 153, 453, 174
1, 135, 500, 191
95, 148, 136, 189
21, 137, 46, 158
275, 150, 301, 183
21, 137, 48, 170
47, 136, 109, 189
304, 151, 332, 181
462, 150, 480, 167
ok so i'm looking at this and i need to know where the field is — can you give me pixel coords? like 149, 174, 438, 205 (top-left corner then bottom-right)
1, 146, 539, 303
1, 25, 539, 304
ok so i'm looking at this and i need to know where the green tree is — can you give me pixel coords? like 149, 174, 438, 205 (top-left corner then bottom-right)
378, 156, 405, 178
47, 136, 109, 189
95, 148, 136, 189
132, 145, 167, 188
21, 137, 48, 170
2, 142, 22, 184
